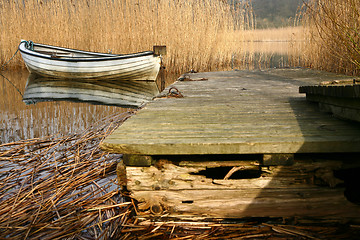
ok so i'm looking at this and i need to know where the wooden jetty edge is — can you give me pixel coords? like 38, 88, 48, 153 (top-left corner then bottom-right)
101, 68, 360, 221
300, 80, 360, 122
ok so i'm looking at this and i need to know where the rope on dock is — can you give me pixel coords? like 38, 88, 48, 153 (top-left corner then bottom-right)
167, 87, 184, 98
154, 86, 184, 99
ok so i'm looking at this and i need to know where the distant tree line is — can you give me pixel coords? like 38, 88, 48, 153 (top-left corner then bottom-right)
227, 0, 305, 28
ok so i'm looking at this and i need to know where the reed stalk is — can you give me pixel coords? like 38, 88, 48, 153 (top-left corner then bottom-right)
301, 0, 360, 75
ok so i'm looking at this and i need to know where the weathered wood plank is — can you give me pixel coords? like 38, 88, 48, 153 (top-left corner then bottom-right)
300, 84, 360, 98
104, 139, 360, 155
133, 188, 359, 219
300, 81, 360, 122
263, 154, 294, 166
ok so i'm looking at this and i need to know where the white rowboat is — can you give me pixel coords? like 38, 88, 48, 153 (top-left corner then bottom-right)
19, 40, 162, 80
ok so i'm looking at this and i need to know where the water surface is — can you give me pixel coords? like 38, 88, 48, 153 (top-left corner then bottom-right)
0, 70, 152, 143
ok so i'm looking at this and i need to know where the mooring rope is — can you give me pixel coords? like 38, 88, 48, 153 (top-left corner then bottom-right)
0, 40, 25, 72
0, 73, 23, 98
0, 40, 30, 71
0, 40, 31, 98
0, 48, 20, 72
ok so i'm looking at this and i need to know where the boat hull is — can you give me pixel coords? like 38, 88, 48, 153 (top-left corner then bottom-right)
19, 41, 161, 81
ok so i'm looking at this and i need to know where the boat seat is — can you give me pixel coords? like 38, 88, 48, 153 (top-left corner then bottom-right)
35, 50, 72, 56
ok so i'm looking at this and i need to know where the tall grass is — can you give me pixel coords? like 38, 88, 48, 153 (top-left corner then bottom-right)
0, 0, 253, 75
301, 0, 360, 75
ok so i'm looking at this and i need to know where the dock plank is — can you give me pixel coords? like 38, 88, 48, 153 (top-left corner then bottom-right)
102, 69, 360, 155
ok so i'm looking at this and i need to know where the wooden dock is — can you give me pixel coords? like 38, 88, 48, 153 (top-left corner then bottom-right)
102, 68, 360, 156
101, 68, 360, 221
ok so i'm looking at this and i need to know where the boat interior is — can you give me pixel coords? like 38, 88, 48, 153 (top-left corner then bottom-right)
33, 45, 117, 58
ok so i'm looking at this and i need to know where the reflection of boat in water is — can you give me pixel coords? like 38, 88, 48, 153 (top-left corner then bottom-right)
19, 40, 162, 80
23, 74, 160, 108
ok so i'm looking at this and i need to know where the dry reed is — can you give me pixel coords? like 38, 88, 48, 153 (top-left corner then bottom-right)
0, 0, 253, 76
0, 110, 135, 239
301, 0, 360, 75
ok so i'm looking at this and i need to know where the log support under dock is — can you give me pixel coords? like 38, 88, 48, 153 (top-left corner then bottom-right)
119, 155, 360, 221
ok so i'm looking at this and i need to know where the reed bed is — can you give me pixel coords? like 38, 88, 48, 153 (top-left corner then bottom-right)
301, 0, 360, 75
0, 110, 136, 239
0, 0, 253, 76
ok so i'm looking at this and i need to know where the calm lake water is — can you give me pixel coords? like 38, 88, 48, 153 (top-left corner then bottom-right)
0, 41, 298, 144
0, 70, 151, 143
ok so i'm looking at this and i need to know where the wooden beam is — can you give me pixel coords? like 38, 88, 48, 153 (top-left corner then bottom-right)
122, 154, 153, 166
263, 154, 294, 166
